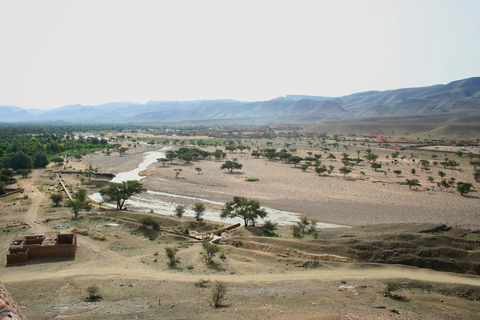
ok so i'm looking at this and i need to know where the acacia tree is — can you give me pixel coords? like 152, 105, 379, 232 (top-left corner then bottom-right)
315, 165, 327, 176
406, 179, 420, 190
339, 166, 352, 178
211, 281, 227, 308
457, 182, 473, 196
66, 198, 85, 219
288, 156, 303, 167
157, 158, 169, 166
99, 180, 146, 210
220, 196, 267, 227
165, 247, 178, 266
50, 193, 64, 206
220, 160, 243, 173
193, 202, 205, 221
202, 242, 220, 264
174, 205, 185, 218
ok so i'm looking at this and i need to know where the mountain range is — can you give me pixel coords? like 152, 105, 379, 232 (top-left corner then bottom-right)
1, 77, 479, 125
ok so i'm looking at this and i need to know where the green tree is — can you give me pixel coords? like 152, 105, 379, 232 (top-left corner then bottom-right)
457, 182, 473, 196
195, 167, 202, 175
211, 281, 227, 308
33, 152, 49, 168
17, 168, 31, 178
288, 156, 303, 167
371, 163, 382, 171
220, 160, 243, 173
157, 158, 169, 166
474, 170, 480, 183
50, 193, 64, 206
315, 165, 327, 176
193, 202, 205, 221
4, 151, 33, 170
165, 247, 178, 266
51, 156, 64, 166
220, 196, 268, 227
165, 150, 176, 163
202, 242, 220, 264
174, 168, 182, 178
364, 153, 378, 163
66, 199, 85, 219
99, 180, 146, 210
420, 159, 430, 170
213, 149, 225, 161
262, 220, 278, 235
118, 147, 128, 156
174, 205, 185, 218
406, 179, 420, 190
251, 150, 261, 158
393, 170, 402, 177
339, 167, 352, 178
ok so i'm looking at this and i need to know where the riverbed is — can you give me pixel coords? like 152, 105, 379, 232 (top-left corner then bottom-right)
90, 147, 348, 228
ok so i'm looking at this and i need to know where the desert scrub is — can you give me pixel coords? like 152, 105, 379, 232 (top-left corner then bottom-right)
245, 177, 259, 182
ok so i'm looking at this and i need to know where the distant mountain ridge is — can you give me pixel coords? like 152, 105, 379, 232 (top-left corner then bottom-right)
1, 77, 479, 124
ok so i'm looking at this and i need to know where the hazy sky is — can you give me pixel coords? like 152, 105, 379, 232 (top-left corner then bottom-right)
0, 0, 479, 109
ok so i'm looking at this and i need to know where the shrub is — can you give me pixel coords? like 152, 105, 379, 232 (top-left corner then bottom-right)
195, 278, 210, 288
202, 242, 220, 264
245, 177, 259, 182
211, 281, 227, 308
165, 247, 179, 266
86, 286, 101, 301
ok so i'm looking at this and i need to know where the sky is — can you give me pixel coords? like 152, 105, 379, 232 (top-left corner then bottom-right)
0, 0, 479, 110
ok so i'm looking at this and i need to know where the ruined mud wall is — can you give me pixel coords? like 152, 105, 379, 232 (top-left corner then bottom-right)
6, 235, 76, 265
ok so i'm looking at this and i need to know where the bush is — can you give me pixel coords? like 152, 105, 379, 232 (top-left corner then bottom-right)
165, 247, 178, 266
86, 286, 101, 301
232, 240, 243, 247
141, 217, 160, 231
202, 242, 220, 264
211, 281, 227, 308
292, 224, 302, 238
262, 220, 277, 235
245, 177, 259, 182
195, 278, 210, 288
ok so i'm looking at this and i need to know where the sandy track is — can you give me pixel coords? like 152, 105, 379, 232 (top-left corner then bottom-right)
5, 262, 480, 287
18, 170, 46, 233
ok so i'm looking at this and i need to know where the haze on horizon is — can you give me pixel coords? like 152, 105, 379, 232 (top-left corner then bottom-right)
0, 0, 479, 110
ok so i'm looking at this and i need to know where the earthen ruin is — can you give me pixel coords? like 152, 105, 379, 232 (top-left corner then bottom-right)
6, 232, 76, 265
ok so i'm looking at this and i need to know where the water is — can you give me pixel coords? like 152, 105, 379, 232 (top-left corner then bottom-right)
90, 147, 348, 228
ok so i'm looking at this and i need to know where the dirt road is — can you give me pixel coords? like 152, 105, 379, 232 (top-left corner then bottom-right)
5, 262, 480, 287
18, 170, 46, 233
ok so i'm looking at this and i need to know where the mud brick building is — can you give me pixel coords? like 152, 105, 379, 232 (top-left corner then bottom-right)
6, 232, 76, 265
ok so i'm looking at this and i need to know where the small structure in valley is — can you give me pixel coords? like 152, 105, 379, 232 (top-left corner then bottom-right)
6, 232, 77, 265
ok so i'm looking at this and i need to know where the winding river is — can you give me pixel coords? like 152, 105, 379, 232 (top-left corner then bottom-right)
90, 147, 347, 228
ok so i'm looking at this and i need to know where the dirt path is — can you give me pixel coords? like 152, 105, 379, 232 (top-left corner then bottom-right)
18, 170, 46, 233
5, 262, 480, 287
15, 169, 128, 264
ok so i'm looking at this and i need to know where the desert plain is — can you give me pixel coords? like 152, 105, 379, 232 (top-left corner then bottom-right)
1, 133, 480, 319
